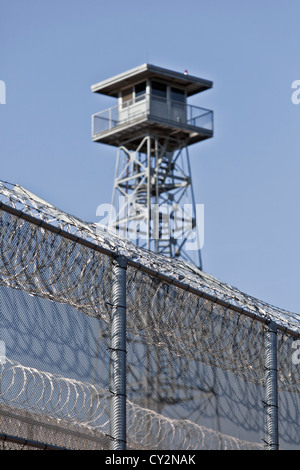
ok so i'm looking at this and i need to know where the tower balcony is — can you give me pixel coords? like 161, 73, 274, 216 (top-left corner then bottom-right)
92, 94, 213, 149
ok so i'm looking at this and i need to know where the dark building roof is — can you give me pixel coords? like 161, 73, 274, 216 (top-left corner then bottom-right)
91, 63, 213, 97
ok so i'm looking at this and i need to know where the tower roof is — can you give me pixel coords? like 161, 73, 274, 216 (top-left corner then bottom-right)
91, 63, 213, 97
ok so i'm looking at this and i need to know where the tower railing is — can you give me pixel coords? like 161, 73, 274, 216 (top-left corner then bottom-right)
92, 94, 213, 137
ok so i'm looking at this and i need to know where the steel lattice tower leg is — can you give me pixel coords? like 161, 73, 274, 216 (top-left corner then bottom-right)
109, 134, 203, 270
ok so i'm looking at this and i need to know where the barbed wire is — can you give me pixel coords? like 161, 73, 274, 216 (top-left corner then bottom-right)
0, 180, 298, 336
0, 358, 263, 450
0, 180, 299, 449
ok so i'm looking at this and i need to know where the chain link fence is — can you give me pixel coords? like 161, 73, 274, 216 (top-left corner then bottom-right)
0, 180, 299, 450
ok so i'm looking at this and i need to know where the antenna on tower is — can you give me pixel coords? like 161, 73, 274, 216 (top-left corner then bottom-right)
91, 64, 213, 270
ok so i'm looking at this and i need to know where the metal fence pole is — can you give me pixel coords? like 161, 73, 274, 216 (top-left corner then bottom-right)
110, 255, 128, 450
264, 320, 279, 450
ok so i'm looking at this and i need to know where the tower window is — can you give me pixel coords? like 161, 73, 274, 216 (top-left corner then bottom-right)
151, 81, 167, 99
171, 87, 185, 102
135, 82, 146, 101
122, 87, 133, 108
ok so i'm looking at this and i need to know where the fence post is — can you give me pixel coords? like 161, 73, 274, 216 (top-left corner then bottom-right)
110, 255, 128, 450
264, 320, 279, 450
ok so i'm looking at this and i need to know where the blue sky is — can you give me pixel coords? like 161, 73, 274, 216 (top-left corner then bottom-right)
0, 0, 299, 313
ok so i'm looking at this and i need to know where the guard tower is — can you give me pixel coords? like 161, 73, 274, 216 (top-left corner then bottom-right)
91, 64, 213, 269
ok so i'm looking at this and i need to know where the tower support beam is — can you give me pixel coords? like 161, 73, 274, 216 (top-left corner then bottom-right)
110, 134, 203, 269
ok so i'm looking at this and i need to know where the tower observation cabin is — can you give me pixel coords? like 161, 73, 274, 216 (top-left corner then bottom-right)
92, 63, 213, 149
91, 64, 213, 269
